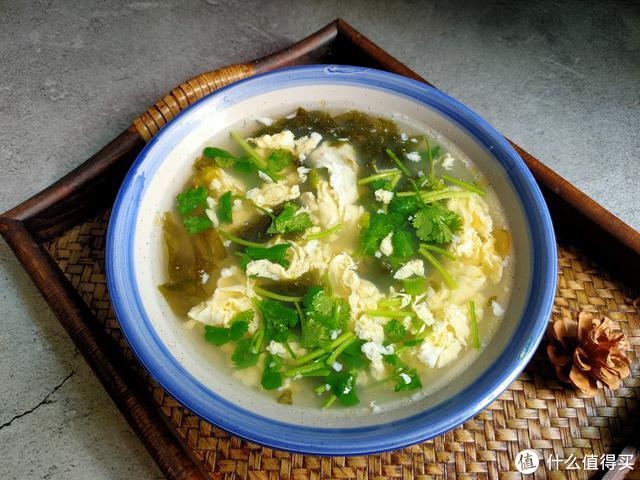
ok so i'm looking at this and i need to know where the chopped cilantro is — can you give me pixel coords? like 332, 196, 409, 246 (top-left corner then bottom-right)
261, 354, 284, 390
176, 186, 208, 215
217, 191, 233, 224
203, 147, 236, 168
231, 338, 259, 369
265, 149, 293, 177
203, 310, 252, 346
203, 326, 230, 346
391, 227, 416, 259
301, 287, 350, 348
359, 212, 393, 255
327, 371, 359, 406
412, 204, 462, 244
267, 202, 313, 235
383, 353, 407, 369
257, 299, 298, 343
237, 243, 291, 270
394, 368, 422, 392
338, 340, 369, 370
233, 157, 256, 173
403, 338, 424, 347
389, 194, 420, 217
383, 319, 407, 343
182, 215, 212, 234
382, 354, 422, 392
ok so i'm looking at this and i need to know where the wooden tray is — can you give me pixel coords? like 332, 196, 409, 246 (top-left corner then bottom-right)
1, 19, 639, 480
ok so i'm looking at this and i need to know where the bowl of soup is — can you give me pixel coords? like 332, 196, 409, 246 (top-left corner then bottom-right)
106, 65, 557, 454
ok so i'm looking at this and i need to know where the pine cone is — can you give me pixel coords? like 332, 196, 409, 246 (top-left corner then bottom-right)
546, 311, 631, 397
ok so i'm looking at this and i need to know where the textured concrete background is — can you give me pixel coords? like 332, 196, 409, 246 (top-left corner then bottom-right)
1, 0, 638, 478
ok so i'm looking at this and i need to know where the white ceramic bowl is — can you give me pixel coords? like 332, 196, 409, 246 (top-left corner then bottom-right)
107, 65, 557, 455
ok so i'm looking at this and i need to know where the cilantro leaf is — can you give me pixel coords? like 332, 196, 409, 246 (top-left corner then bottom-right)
231, 338, 259, 369
383, 319, 407, 343
267, 202, 313, 235
383, 353, 408, 369
204, 326, 230, 346
394, 368, 422, 392
217, 191, 233, 224
327, 371, 359, 406
203, 310, 252, 346
230, 320, 250, 341
391, 227, 416, 259
203, 147, 237, 168
261, 354, 284, 390
231, 309, 254, 326
265, 149, 293, 178
389, 194, 420, 218
338, 339, 369, 370
258, 299, 298, 343
182, 215, 212, 234
176, 186, 208, 215
237, 244, 291, 270
412, 204, 462, 244
383, 354, 423, 392
359, 212, 393, 255
301, 287, 350, 348
233, 157, 256, 173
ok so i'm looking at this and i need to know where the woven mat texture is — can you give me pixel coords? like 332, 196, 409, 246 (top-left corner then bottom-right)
45, 210, 640, 480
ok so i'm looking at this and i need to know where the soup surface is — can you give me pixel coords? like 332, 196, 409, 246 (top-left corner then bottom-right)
159, 108, 513, 410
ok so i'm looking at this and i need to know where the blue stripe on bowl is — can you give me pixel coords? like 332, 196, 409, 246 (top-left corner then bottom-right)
106, 65, 557, 455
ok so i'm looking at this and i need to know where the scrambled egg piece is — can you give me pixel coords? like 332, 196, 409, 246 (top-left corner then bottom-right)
417, 304, 470, 368
327, 253, 382, 317
306, 143, 359, 208
209, 168, 246, 198
388, 287, 412, 309
245, 181, 300, 208
379, 232, 394, 256
441, 153, 455, 170
448, 196, 504, 283
410, 194, 509, 369
394, 259, 425, 279
412, 294, 436, 326
354, 314, 385, 344
248, 130, 322, 160
249, 130, 295, 154
299, 179, 364, 230
361, 340, 394, 378
374, 189, 394, 204
187, 266, 254, 330
266, 340, 287, 357
245, 239, 331, 281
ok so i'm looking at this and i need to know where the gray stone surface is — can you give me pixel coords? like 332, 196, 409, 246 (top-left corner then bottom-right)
0, 0, 638, 478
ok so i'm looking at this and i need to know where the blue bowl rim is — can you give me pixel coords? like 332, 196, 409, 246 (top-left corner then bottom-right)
106, 64, 557, 456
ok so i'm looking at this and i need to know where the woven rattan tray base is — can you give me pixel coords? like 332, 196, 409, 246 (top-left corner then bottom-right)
45, 210, 640, 479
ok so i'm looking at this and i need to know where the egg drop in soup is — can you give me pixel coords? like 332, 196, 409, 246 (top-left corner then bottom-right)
159, 108, 514, 410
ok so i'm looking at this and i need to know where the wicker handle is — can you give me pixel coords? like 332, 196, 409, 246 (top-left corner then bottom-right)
132, 64, 255, 142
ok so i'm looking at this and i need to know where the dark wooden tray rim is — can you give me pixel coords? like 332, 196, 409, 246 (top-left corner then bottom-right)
1, 19, 639, 480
